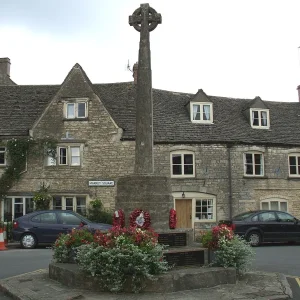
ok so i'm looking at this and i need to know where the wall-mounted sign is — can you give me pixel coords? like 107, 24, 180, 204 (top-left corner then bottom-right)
88, 180, 115, 187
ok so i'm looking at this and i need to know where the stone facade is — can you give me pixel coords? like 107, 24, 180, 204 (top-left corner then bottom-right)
1, 63, 300, 241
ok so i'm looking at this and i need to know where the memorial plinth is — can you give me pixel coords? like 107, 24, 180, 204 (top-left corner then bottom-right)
115, 175, 173, 231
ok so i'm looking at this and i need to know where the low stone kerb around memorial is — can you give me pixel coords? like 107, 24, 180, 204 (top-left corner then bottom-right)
49, 263, 237, 293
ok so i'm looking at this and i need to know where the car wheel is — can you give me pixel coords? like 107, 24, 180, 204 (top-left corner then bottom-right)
20, 233, 37, 249
247, 231, 261, 246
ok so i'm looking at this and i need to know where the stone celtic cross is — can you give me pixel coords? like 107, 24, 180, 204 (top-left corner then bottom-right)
129, 4, 161, 174
129, 4, 161, 33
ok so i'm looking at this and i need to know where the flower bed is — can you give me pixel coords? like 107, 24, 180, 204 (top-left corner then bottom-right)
53, 228, 94, 263
200, 224, 254, 273
53, 226, 170, 293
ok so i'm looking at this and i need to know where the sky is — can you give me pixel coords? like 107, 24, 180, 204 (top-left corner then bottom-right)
1, 0, 300, 102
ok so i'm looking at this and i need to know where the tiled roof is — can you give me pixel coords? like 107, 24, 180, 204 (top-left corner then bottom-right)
1, 81, 300, 146
0, 85, 59, 136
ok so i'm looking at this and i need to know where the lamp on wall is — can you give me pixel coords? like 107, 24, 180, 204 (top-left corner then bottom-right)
182, 191, 185, 198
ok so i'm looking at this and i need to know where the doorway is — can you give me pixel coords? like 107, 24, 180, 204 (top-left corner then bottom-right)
175, 199, 192, 228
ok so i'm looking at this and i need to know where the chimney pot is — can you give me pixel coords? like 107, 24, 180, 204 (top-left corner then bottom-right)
0, 57, 11, 77
133, 62, 138, 84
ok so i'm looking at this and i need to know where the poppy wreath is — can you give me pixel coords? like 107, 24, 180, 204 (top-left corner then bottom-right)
129, 208, 151, 229
169, 208, 177, 229
112, 209, 125, 227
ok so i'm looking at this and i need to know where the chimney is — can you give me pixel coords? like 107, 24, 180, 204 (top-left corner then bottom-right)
133, 62, 138, 84
0, 58, 11, 77
298, 85, 300, 102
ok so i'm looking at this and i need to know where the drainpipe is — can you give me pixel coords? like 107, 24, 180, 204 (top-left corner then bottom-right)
227, 144, 233, 219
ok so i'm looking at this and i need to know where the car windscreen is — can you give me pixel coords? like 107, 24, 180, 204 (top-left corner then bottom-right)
232, 211, 255, 221
72, 212, 92, 224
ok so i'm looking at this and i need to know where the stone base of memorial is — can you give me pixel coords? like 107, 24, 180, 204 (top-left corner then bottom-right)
115, 175, 174, 231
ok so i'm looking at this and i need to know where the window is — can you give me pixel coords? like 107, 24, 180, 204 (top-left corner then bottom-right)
261, 200, 288, 212
288, 154, 300, 177
195, 199, 214, 220
171, 151, 195, 177
65, 100, 87, 119
258, 212, 276, 222
244, 152, 264, 176
250, 109, 269, 129
277, 212, 295, 223
46, 145, 81, 166
59, 212, 82, 225
0, 147, 6, 166
31, 212, 57, 224
52, 196, 86, 215
4, 197, 34, 220
190, 102, 213, 123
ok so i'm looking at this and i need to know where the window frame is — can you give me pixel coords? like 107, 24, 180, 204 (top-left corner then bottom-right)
260, 200, 288, 212
194, 198, 215, 222
250, 108, 270, 129
190, 102, 213, 124
243, 152, 264, 177
170, 150, 195, 178
46, 145, 82, 167
64, 99, 88, 119
52, 196, 87, 215
0, 147, 6, 166
288, 153, 300, 177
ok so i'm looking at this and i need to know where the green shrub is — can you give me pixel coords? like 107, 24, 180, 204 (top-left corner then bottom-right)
87, 199, 112, 224
214, 235, 255, 274
76, 227, 170, 293
33, 183, 52, 210
53, 228, 94, 263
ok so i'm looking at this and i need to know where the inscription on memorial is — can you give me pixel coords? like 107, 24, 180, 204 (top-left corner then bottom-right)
164, 250, 205, 266
158, 233, 186, 247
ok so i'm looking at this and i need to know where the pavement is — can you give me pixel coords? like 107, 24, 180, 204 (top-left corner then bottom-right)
0, 268, 293, 300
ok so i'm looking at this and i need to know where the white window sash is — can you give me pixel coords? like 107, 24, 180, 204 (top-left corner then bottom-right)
203, 105, 211, 120
77, 102, 86, 118
244, 152, 264, 176
193, 104, 200, 120
171, 152, 195, 177
70, 147, 80, 166
261, 111, 268, 126
67, 103, 75, 119
251, 109, 269, 128
58, 147, 68, 165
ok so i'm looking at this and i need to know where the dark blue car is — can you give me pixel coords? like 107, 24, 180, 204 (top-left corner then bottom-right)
12, 210, 112, 249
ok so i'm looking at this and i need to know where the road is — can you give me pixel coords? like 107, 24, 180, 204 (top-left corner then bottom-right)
253, 243, 300, 299
0, 246, 52, 299
0, 244, 300, 299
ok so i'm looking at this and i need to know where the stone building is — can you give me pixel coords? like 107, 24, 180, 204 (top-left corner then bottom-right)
1, 57, 300, 234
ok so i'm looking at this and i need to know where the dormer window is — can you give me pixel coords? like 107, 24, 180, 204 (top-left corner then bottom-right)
190, 102, 213, 123
250, 109, 269, 129
64, 99, 88, 119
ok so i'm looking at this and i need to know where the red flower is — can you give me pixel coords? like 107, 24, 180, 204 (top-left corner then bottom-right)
169, 209, 177, 229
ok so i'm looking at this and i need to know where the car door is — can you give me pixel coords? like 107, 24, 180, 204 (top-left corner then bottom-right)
258, 212, 281, 241
276, 211, 299, 242
57, 211, 83, 234
29, 212, 62, 243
